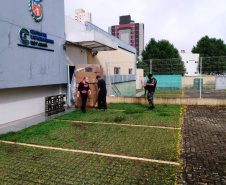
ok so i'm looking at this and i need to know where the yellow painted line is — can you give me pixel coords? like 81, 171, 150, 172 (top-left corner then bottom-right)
86, 109, 125, 112
174, 106, 185, 184
55, 119, 181, 130
0, 140, 179, 166
106, 109, 125, 112
181, 90, 184, 98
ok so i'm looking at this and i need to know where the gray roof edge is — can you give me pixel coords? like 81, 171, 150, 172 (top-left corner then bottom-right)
85, 22, 136, 54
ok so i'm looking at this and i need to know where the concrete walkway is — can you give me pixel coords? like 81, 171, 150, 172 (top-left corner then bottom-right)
0, 107, 75, 134
181, 106, 226, 184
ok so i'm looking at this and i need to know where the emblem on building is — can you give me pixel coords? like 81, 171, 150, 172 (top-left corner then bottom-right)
28, 0, 43, 22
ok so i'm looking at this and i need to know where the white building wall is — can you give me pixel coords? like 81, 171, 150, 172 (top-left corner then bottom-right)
215, 76, 226, 89
139, 24, 144, 56
136, 69, 144, 89
79, 13, 92, 24
87, 47, 136, 76
118, 29, 131, 44
0, 85, 66, 125
68, 9, 92, 24
180, 53, 200, 76
66, 45, 88, 65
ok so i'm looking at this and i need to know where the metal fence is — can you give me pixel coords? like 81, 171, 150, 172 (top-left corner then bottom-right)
105, 62, 136, 97
103, 57, 226, 99
138, 56, 226, 99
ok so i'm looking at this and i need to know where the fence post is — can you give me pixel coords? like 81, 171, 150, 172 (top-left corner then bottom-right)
150, 59, 152, 74
200, 57, 202, 98
106, 62, 111, 96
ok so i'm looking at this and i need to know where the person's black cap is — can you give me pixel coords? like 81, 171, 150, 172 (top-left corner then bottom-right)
148, 74, 153, 78
96, 75, 101, 79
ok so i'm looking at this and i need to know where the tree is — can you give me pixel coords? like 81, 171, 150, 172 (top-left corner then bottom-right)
141, 38, 186, 75
192, 35, 226, 57
192, 36, 226, 74
137, 60, 149, 76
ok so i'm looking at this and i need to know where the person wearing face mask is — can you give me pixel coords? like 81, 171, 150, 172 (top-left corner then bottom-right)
77, 77, 91, 113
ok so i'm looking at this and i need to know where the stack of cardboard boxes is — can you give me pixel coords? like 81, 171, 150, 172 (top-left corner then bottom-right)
75, 64, 103, 108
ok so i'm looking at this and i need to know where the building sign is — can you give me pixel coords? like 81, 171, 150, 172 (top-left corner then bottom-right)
18, 28, 54, 52
29, 0, 43, 22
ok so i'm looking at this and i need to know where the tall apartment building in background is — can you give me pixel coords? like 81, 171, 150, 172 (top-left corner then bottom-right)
108, 15, 144, 56
68, 9, 92, 24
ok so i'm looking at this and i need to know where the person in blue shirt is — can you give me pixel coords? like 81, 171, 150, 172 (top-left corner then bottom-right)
96, 75, 107, 111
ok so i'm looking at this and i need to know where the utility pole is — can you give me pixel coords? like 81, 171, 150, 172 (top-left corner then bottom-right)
199, 57, 202, 98
150, 59, 152, 74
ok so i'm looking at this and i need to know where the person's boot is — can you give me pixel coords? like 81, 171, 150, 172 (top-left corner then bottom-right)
148, 106, 154, 110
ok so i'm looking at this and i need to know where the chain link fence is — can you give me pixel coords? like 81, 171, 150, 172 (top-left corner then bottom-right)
136, 56, 226, 99
103, 57, 226, 99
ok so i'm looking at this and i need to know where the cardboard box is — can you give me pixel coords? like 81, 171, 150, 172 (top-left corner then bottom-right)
76, 72, 101, 84
88, 91, 97, 99
89, 96, 98, 105
75, 64, 101, 69
76, 96, 92, 108
88, 77, 97, 84
89, 98, 98, 107
89, 84, 98, 91
76, 72, 100, 78
76, 77, 97, 84
93, 67, 100, 73
100, 68, 103, 75
76, 97, 98, 108
75, 76, 84, 84
75, 64, 102, 73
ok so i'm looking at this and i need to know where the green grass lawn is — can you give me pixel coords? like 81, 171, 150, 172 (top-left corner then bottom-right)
0, 103, 182, 184
57, 103, 181, 128
0, 120, 179, 161
0, 143, 177, 184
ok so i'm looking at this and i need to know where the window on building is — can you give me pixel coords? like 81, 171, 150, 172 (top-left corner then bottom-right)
186, 72, 188, 74
129, 68, 132, 74
195, 72, 198, 74
186, 61, 188, 63
114, 67, 120, 75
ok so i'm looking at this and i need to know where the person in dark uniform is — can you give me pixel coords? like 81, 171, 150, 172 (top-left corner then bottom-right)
96, 75, 107, 111
145, 74, 157, 110
77, 77, 91, 113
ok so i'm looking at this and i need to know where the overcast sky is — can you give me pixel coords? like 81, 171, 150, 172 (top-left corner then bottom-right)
64, 0, 226, 53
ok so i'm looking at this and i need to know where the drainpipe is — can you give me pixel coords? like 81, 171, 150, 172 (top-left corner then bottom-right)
135, 51, 137, 82
66, 64, 72, 107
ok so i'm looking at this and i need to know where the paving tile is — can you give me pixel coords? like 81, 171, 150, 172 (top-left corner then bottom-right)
181, 106, 226, 184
